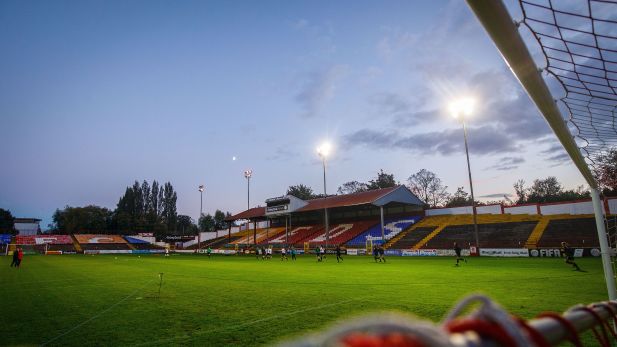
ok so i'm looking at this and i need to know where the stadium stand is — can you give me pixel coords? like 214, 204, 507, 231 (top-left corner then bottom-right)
384, 214, 543, 249
537, 216, 599, 248
75, 234, 131, 251
346, 216, 422, 246
14, 235, 76, 253
304, 220, 377, 245
389, 227, 437, 249
124, 236, 165, 250
267, 225, 323, 245
422, 221, 537, 249
231, 227, 285, 245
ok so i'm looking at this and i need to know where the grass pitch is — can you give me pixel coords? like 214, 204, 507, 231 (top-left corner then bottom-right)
0, 254, 609, 346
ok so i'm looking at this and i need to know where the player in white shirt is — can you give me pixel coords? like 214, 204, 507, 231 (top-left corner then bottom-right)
281, 247, 288, 261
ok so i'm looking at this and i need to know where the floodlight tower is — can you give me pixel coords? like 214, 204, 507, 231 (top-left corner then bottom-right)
317, 143, 331, 250
450, 98, 480, 253
198, 185, 204, 250
244, 169, 252, 247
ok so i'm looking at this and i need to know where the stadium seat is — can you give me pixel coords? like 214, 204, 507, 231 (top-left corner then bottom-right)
346, 216, 421, 247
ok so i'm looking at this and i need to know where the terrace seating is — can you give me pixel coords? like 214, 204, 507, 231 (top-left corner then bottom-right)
346, 217, 422, 246
420, 221, 537, 249
537, 217, 599, 248
267, 225, 323, 245
305, 221, 377, 246
389, 227, 437, 249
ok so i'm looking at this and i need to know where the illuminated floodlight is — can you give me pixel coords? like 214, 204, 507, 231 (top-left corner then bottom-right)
449, 98, 475, 119
316, 142, 332, 158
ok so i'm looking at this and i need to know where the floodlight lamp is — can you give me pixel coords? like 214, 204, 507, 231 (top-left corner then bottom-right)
198, 185, 204, 192
317, 142, 332, 158
244, 169, 253, 178
449, 98, 475, 119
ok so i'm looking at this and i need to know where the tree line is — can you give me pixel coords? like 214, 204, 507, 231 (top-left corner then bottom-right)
285, 153, 617, 209
48, 180, 231, 237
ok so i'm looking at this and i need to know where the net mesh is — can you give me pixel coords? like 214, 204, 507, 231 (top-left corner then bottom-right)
518, 0, 617, 172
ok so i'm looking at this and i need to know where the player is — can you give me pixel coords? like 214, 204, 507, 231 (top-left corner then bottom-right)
454, 242, 466, 266
10, 247, 19, 268
281, 247, 288, 261
561, 242, 581, 271
379, 245, 386, 263
266, 246, 272, 260
320, 246, 325, 261
373, 245, 379, 262
290, 246, 297, 261
207, 247, 212, 258
165, 247, 170, 257
315, 246, 321, 262
335, 245, 343, 263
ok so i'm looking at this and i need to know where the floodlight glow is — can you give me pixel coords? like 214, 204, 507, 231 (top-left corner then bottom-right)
244, 169, 253, 178
449, 98, 475, 119
232, 156, 237, 161
317, 142, 332, 158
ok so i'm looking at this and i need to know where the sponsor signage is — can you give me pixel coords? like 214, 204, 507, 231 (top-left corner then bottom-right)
401, 249, 437, 257
266, 205, 288, 213
529, 248, 601, 258
164, 235, 195, 241
138, 233, 154, 237
479, 248, 529, 257
346, 249, 358, 256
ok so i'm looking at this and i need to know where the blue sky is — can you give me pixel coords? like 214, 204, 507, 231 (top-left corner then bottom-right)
0, 0, 584, 228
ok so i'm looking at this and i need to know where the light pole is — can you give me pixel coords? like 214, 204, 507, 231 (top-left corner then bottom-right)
198, 185, 204, 251
244, 169, 252, 247
317, 143, 331, 250
450, 98, 480, 253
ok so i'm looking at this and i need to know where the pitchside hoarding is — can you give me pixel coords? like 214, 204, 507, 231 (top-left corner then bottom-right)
479, 248, 529, 257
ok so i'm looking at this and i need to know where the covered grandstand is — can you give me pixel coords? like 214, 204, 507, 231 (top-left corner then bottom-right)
224, 185, 425, 249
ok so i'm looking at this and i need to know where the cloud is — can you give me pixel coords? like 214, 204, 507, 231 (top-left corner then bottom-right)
540, 142, 571, 166
344, 124, 521, 156
486, 156, 526, 171
295, 66, 346, 118
348, 66, 553, 156
266, 146, 299, 161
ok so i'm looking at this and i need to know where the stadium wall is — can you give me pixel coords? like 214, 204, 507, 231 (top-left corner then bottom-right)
425, 198, 617, 216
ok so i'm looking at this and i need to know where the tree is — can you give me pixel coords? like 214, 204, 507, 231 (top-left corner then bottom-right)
51, 205, 113, 234
177, 215, 197, 235
287, 184, 315, 200
513, 177, 589, 203
407, 169, 449, 207
513, 179, 527, 204
199, 213, 215, 232
445, 187, 474, 207
367, 169, 397, 190
337, 181, 369, 195
213, 210, 229, 230
597, 149, 617, 196
161, 182, 178, 233
0, 208, 16, 235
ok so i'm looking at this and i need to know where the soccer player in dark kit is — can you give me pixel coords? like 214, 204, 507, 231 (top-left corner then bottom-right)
561, 242, 581, 271
335, 245, 343, 263
454, 242, 466, 266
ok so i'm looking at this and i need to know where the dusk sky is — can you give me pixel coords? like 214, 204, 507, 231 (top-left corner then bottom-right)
1, 0, 584, 229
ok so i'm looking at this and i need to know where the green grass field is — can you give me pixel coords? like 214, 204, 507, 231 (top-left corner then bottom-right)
0, 254, 609, 346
